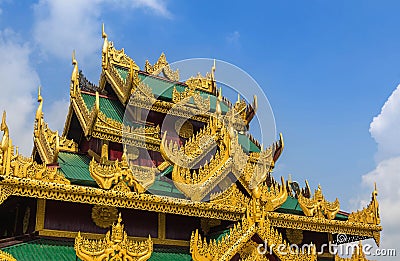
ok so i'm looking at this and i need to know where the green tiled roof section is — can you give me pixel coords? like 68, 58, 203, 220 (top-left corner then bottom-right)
58, 151, 96, 186
2, 239, 79, 261
81, 93, 125, 123
276, 196, 350, 220
114, 65, 129, 81
138, 73, 229, 113
147, 166, 185, 198
277, 196, 303, 214
208, 228, 230, 243
2, 239, 191, 261
139, 73, 184, 100
238, 133, 261, 153
150, 248, 192, 261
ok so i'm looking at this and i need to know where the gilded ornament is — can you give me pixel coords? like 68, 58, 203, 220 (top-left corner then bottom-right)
298, 185, 340, 220
0, 250, 16, 261
286, 228, 303, 245
75, 213, 153, 261
145, 53, 179, 81
91, 205, 119, 228
190, 198, 317, 261
89, 149, 156, 193
175, 119, 194, 138
348, 183, 380, 226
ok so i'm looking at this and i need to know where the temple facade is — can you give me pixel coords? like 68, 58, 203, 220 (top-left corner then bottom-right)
0, 26, 381, 261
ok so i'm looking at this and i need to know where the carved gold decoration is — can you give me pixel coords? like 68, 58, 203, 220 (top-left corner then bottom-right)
0, 183, 14, 205
185, 60, 216, 94
0, 250, 16, 261
335, 241, 373, 261
286, 228, 303, 245
348, 183, 380, 226
69, 79, 161, 151
160, 120, 218, 169
89, 150, 156, 193
175, 119, 194, 138
91, 205, 119, 228
1, 112, 70, 184
34, 87, 78, 164
145, 53, 179, 81
171, 134, 248, 201
210, 184, 250, 210
100, 24, 140, 104
0, 111, 11, 175
298, 185, 340, 220
190, 198, 317, 261
3, 176, 243, 221
75, 213, 153, 261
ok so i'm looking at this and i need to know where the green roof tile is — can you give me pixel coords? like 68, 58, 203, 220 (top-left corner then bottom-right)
148, 166, 185, 198
2, 239, 191, 261
238, 133, 260, 153
114, 65, 128, 81
58, 152, 96, 186
2, 239, 78, 261
81, 93, 125, 122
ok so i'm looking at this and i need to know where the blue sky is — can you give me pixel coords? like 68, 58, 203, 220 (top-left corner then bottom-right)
1, 1, 399, 257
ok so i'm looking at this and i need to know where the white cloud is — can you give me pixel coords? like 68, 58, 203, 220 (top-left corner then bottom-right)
369, 85, 400, 161
360, 85, 400, 260
0, 29, 40, 155
33, 0, 171, 64
44, 99, 70, 134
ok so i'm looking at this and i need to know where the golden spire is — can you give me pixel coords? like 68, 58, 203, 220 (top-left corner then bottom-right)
102, 23, 109, 69
35, 86, 43, 126
70, 50, 79, 97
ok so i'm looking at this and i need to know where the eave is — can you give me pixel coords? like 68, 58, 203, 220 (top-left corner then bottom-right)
0, 176, 244, 221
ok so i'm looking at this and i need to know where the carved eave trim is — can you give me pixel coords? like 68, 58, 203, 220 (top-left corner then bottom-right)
267, 212, 382, 246
0, 250, 16, 261
70, 89, 161, 151
1, 176, 244, 221
100, 26, 140, 105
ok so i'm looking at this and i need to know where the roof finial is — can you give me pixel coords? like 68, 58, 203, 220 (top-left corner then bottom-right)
102, 23, 107, 39
71, 50, 79, 97
35, 86, 43, 125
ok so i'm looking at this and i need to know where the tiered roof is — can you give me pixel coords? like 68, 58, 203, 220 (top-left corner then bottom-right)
0, 25, 382, 260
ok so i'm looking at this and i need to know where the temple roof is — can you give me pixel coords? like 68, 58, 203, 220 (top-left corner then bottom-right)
1, 238, 192, 261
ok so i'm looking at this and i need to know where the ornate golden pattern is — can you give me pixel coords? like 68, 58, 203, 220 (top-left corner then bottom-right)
0, 250, 16, 261
335, 241, 372, 261
160, 120, 218, 169
175, 119, 194, 138
185, 71, 216, 94
100, 24, 140, 104
210, 184, 250, 210
0, 111, 11, 175
190, 198, 317, 261
89, 150, 156, 193
286, 228, 303, 245
75, 213, 153, 261
34, 88, 78, 164
348, 184, 380, 226
0, 183, 14, 205
298, 185, 340, 220
145, 53, 179, 81
91, 205, 119, 228
70, 80, 161, 150
2, 176, 243, 221
1, 112, 70, 184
